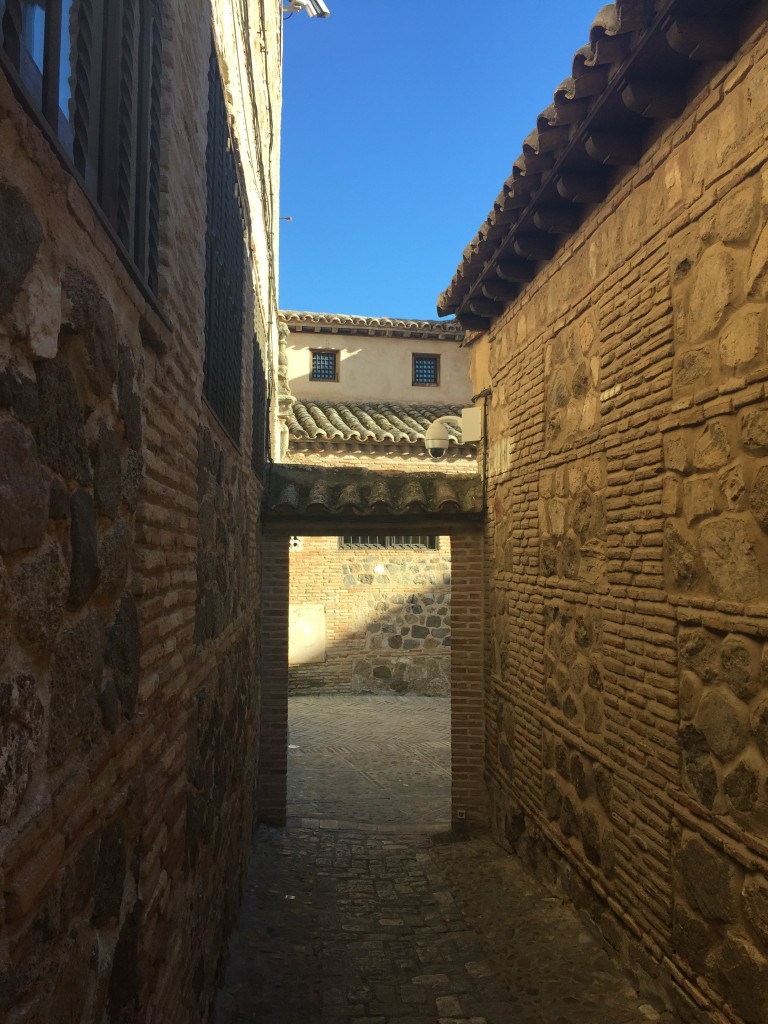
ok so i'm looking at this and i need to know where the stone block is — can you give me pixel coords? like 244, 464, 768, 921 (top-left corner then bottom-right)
684, 477, 715, 523
678, 627, 720, 683
11, 541, 67, 649
664, 434, 688, 472
699, 516, 759, 601
671, 902, 715, 974
688, 245, 736, 342
92, 820, 126, 925
694, 689, 750, 762
717, 175, 760, 245
35, 356, 91, 485
742, 408, 768, 452
0, 419, 49, 553
743, 876, 768, 948
714, 936, 768, 1024
748, 221, 768, 299
675, 348, 713, 389
0, 673, 44, 825
693, 422, 731, 469
60, 267, 118, 399
752, 696, 768, 760
719, 306, 763, 369
664, 522, 699, 590
91, 422, 122, 519
68, 490, 100, 608
720, 634, 760, 701
0, 363, 39, 424
750, 464, 768, 532
677, 833, 740, 923
117, 343, 142, 449
719, 463, 746, 510
0, 182, 43, 316
99, 520, 131, 594
723, 759, 760, 812
47, 610, 104, 768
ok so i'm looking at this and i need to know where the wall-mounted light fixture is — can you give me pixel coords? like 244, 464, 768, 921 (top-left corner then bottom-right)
284, 0, 330, 18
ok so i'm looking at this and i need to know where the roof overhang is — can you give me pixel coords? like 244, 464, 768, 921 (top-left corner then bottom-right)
264, 464, 484, 534
280, 310, 465, 342
439, 0, 757, 331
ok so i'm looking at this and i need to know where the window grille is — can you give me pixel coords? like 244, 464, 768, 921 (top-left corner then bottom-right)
412, 354, 439, 386
310, 349, 338, 382
0, 0, 164, 291
203, 43, 245, 443
339, 535, 438, 550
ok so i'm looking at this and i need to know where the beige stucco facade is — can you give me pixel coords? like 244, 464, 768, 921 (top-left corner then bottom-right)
285, 320, 472, 405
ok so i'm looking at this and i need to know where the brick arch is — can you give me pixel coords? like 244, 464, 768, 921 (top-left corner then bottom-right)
258, 522, 487, 830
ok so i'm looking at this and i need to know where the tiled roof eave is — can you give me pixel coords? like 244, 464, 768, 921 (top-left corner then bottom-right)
280, 310, 465, 342
439, 0, 756, 331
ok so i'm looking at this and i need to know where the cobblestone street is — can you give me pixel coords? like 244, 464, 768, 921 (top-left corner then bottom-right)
214, 696, 673, 1024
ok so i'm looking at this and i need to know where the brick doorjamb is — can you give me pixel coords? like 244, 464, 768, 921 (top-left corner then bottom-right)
258, 520, 487, 829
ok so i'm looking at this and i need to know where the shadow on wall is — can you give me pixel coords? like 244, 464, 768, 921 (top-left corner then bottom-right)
289, 539, 451, 696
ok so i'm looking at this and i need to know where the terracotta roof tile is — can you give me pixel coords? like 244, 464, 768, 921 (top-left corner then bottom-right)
281, 310, 463, 340
265, 465, 482, 520
438, 0, 754, 326
287, 400, 469, 450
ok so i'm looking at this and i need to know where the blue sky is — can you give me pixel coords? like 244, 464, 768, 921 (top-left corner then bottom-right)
279, 0, 602, 320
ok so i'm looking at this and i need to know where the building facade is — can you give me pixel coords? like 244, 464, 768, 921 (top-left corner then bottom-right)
439, 2, 768, 1021
279, 311, 474, 695
0, 2, 281, 1021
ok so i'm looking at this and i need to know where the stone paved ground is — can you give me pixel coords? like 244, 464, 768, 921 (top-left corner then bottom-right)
214, 695, 675, 1024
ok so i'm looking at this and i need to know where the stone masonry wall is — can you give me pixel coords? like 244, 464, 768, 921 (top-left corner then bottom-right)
0, 1, 279, 1022
474, 16, 768, 1024
289, 535, 451, 695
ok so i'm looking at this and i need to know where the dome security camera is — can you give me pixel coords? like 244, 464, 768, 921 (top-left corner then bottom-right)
425, 419, 451, 460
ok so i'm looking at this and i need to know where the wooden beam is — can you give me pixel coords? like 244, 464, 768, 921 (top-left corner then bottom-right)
457, 313, 491, 333
495, 258, 535, 283
585, 131, 643, 166
556, 173, 607, 204
468, 298, 504, 319
533, 206, 580, 235
512, 234, 557, 261
622, 79, 686, 119
481, 280, 519, 302
666, 16, 739, 62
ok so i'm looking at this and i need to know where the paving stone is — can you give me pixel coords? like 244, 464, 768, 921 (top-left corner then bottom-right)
214, 695, 675, 1024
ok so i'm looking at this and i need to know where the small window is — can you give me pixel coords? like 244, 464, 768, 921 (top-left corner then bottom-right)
310, 349, 339, 382
413, 354, 439, 386
339, 535, 438, 550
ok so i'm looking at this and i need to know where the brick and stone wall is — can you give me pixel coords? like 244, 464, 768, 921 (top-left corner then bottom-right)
289, 535, 452, 695
471, 17, 768, 1024
0, 1, 280, 1021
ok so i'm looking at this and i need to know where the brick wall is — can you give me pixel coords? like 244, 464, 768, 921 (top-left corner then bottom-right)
0, 1, 280, 1020
474, 16, 768, 1024
289, 535, 452, 695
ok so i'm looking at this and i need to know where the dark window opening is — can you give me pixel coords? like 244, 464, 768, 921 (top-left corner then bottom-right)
413, 354, 439, 386
203, 42, 245, 443
0, 0, 164, 291
339, 535, 438, 550
310, 349, 338, 382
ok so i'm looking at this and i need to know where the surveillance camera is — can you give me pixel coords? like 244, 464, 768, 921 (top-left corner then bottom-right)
425, 420, 451, 460
308, 0, 330, 15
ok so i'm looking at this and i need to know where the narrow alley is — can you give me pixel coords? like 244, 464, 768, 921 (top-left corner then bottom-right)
214, 696, 675, 1024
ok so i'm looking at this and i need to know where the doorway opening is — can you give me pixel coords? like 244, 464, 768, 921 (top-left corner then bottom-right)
286, 534, 452, 830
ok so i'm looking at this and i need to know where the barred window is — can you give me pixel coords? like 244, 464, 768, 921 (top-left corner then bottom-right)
339, 535, 438, 550
0, 0, 164, 291
310, 349, 338, 382
203, 43, 245, 443
412, 354, 439, 386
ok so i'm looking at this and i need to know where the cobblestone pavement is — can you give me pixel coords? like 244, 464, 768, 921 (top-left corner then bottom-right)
214, 695, 673, 1024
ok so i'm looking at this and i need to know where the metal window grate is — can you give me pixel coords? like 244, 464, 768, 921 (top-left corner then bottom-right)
310, 350, 338, 382
339, 535, 438, 550
413, 354, 439, 386
0, 0, 164, 290
203, 43, 245, 443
